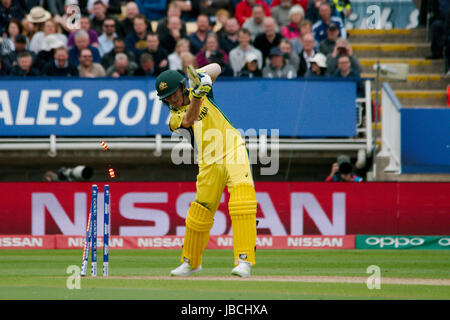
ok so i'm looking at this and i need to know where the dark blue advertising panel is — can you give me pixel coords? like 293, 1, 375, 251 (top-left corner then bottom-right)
0, 78, 357, 137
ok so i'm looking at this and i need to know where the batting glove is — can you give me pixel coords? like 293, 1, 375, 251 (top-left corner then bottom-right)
192, 73, 212, 99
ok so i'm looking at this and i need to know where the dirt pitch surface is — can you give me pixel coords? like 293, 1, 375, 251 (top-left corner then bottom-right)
108, 275, 450, 286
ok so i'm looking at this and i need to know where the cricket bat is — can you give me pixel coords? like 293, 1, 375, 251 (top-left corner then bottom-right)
187, 65, 201, 86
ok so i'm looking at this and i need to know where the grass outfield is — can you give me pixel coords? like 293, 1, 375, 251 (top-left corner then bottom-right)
0, 249, 449, 300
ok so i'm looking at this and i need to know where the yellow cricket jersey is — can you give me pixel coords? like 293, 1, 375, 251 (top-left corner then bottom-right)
169, 89, 245, 167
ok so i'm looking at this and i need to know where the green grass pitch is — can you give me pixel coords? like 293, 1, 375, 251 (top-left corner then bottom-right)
0, 249, 449, 300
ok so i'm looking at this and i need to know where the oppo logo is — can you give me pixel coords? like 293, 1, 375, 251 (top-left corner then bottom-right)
365, 237, 425, 248
438, 238, 450, 246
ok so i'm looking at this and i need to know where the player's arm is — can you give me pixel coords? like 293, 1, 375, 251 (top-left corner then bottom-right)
198, 63, 221, 83
181, 95, 202, 128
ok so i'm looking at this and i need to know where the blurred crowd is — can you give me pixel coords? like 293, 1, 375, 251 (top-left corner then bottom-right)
0, 0, 362, 86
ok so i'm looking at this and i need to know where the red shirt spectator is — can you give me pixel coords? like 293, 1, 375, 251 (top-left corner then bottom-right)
270, 0, 308, 11
235, 0, 270, 26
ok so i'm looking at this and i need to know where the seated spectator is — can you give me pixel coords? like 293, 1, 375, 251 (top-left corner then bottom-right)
180, 51, 198, 74
242, 4, 266, 40
106, 52, 138, 77
281, 5, 305, 40
3, 19, 28, 53
134, 52, 157, 76
270, 0, 308, 12
333, 54, 363, 97
219, 17, 240, 54
69, 30, 102, 66
326, 38, 361, 75
9, 51, 40, 76
304, 52, 328, 77
26, 6, 52, 51
29, 18, 67, 54
141, 33, 169, 74
102, 37, 135, 70
290, 19, 315, 55
42, 46, 79, 76
78, 48, 106, 77
125, 14, 150, 57
271, 0, 293, 28
159, 16, 187, 54
35, 34, 66, 70
213, 8, 231, 38
262, 46, 296, 78
196, 33, 228, 67
237, 52, 262, 78
168, 38, 190, 71
1, 34, 35, 73
254, 17, 282, 66
312, 2, 345, 43
305, 0, 324, 24
98, 17, 117, 57
68, 16, 99, 48
117, 1, 140, 39
332, 0, 352, 23
90, 0, 108, 35
188, 14, 212, 55
319, 22, 339, 56
279, 38, 299, 72
297, 32, 317, 76
325, 155, 362, 182
172, 0, 194, 21
229, 28, 263, 75
194, 0, 233, 20
234, 0, 270, 26
156, 2, 187, 40
427, 0, 450, 62
0, 0, 26, 35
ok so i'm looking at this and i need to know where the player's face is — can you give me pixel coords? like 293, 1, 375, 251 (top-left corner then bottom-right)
166, 87, 185, 108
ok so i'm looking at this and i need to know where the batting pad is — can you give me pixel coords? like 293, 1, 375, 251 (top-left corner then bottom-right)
228, 184, 257, 266
182, 201, 214, 269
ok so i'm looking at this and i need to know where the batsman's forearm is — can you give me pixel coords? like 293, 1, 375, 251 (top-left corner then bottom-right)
182, 96, 202, 128
200, 63, 221, 83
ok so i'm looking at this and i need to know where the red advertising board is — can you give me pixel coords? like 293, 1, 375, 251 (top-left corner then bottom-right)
0, 182, 449, 236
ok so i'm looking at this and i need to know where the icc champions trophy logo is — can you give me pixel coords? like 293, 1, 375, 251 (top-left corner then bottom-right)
65, 4, 81, 31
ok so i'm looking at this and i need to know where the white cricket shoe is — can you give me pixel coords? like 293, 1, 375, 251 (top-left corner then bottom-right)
170, 262, 202, 277
231, 261, 252, 278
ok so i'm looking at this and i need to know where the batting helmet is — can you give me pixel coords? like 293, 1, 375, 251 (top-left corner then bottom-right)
155, 70, 186, 100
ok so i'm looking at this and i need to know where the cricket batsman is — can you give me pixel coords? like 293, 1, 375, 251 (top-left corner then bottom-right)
155, 63, 257, 277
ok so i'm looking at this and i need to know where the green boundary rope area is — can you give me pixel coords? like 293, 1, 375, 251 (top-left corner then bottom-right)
0, 249, 449, 300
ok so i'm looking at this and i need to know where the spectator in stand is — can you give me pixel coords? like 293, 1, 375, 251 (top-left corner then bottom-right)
262, 46, 296, 78
3, 19, 28, 53
297, 32, 317, 76
271, 0, 293, 28
218, 17, 240, 54
68, 29, 102, 66
29, 18, 67, 55
312, 2, 345, 43
0, 0, 26, 35
117, 1, 140, 39
168, 38, 190, 70
195, 32, 232, 75
304, 52, 327, 77
290, 19, 314, 55
214, 8, 232, 38
78, 47, 106, 77
325, 155, 362, 182
139, 32, 169, 74
193, 0, 233, 21
180, 51, 197, 74
279, 38, 299, 72
0, 55, 7, 75
229, 28, 263, 75
254, 17, 282, 66
42, 46, 79, 76
9, 51, 40, 76
102, 37, 136, 70
281, 5, 304, 40
87, 0, 121, 15
68, 16, 99, 48
326, 38, 361, 75
333, 54, 363, 97
159, 15, 187, 54
134, 52, 157, 76
237, 52, 262, 77
125, 14, 150, 57
171, 0, 194, 21
305, 0, 324, 24
188, 14, 211, 55
319, 21, 339, 56
332, 0, 351, 23
427, 0, 450, 63
270, 0, 307, 12
1, 34, 35, 73
26, 7, 53, 52
234, 0, 270, 26
34, 34, 65, 70
97, 17, 116, 57
90, 0, 108, 35
242, 4, 266, 40
106, 52, 138, 77
156, 2, 187, 40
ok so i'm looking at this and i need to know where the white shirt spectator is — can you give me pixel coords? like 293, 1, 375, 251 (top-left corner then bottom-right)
229, 45, 263, 76
98, 32, 116, 57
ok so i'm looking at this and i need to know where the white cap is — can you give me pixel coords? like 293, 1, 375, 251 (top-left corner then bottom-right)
309, 52, 327, 68
245, 53, 258, 63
